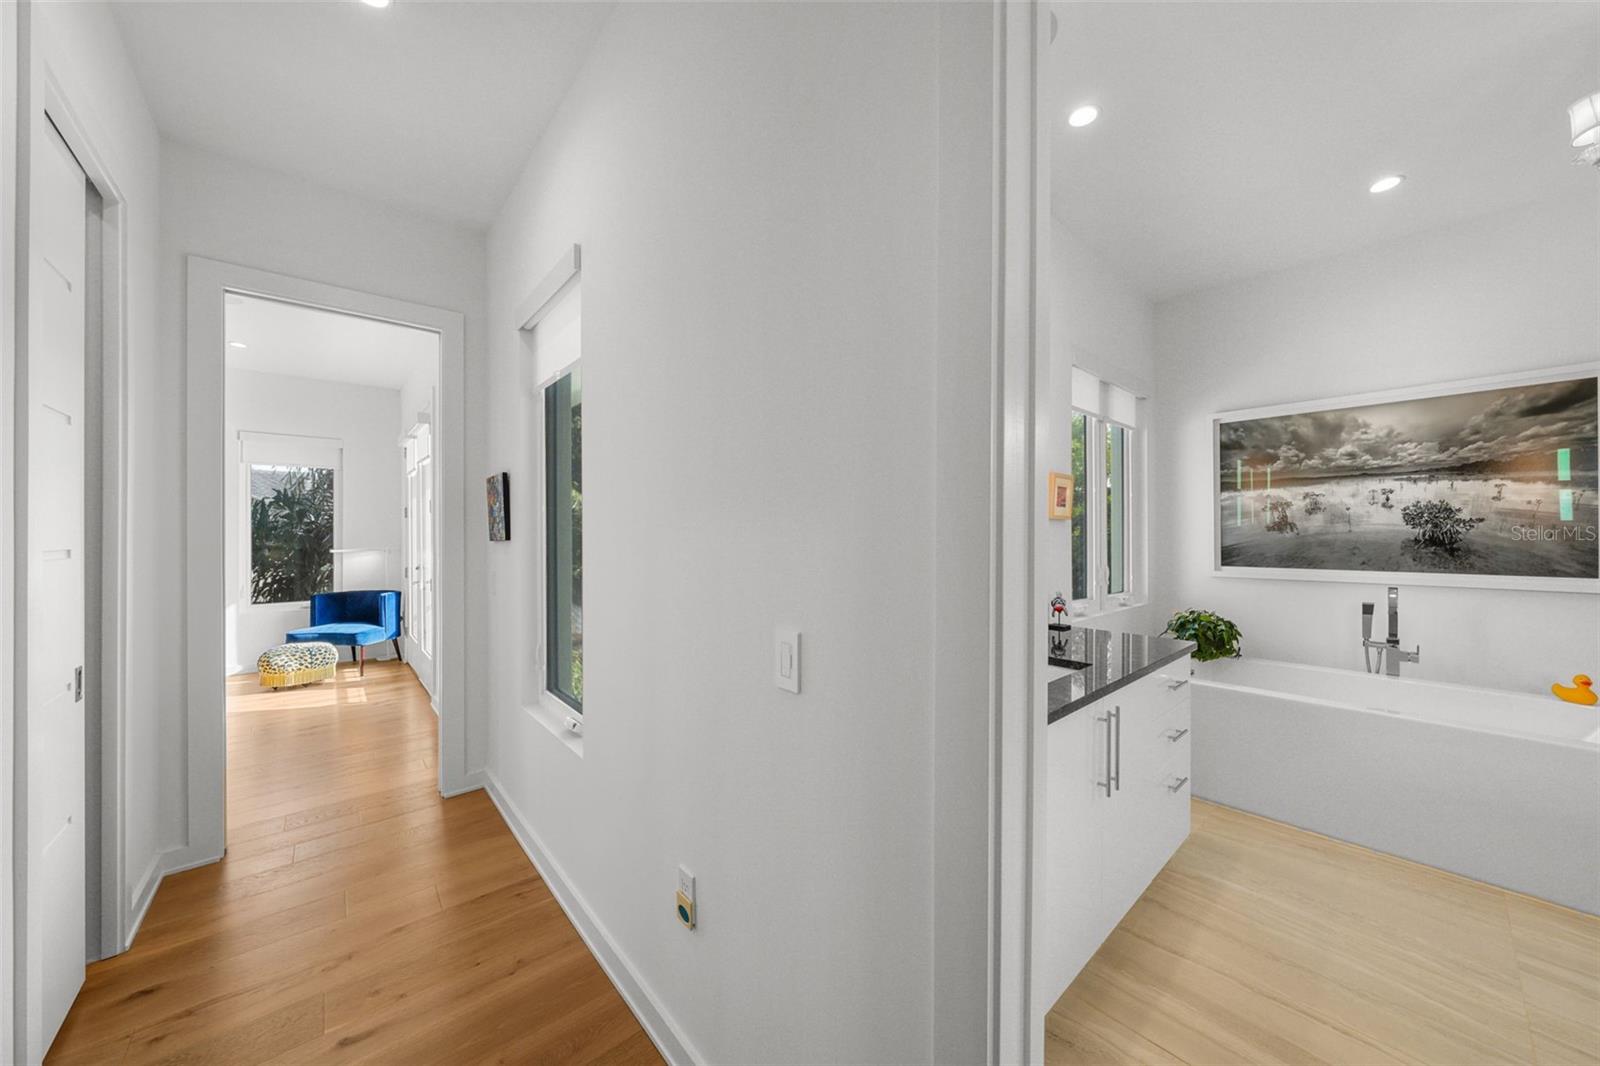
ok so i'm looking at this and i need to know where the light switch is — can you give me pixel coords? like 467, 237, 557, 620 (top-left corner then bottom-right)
775, 626, 800, 694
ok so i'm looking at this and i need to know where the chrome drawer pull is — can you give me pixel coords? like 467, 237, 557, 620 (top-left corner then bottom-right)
1166, 727, 1189, 742
1167, 776, 1189, 793
1112, 706, 1121, 792
1096, 714, 1113, 797
1166, 678, 1189, 690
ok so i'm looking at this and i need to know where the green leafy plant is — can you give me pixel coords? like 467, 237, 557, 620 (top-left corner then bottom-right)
1400, 498, 1485, 552
1163, 609, 1242, 662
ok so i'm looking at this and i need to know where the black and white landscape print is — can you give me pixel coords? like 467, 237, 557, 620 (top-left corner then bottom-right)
1217, 376, 1599, 579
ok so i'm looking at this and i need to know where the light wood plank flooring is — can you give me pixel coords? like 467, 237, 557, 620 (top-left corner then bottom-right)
1048, 799, 1600, 1066
47, 661, 661, 1066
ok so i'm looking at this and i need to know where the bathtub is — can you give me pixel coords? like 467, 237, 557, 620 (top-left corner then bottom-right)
1191, 657, 1600, 914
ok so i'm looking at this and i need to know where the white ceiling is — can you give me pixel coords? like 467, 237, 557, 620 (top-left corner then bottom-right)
1050, 2, 1600, 301
224, 293, 437, 390
110, 0, 614, 226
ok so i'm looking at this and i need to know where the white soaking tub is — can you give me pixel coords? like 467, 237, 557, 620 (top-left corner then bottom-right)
1191, 657, 1600, 913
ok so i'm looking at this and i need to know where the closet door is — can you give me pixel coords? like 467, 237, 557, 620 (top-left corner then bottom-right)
26, 119, 89, 1058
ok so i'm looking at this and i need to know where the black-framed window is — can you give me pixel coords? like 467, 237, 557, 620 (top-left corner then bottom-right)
545, 366, 583, 711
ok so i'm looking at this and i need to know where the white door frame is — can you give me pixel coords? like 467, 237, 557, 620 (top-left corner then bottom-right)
2, 4, 20, 1056
8, 23, 137, 1058
40, 68, 133, 970
992, 1, 1049, 1063
183, 257, 470, 865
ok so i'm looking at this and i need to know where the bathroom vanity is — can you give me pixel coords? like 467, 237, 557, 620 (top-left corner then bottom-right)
1040, 628, 1196, 1005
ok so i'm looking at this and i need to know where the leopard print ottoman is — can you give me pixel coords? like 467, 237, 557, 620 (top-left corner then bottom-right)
257, 641, 339, 688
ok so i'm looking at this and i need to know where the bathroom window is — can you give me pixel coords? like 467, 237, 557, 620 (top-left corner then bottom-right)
1070, 413, 1089, 601
1106, 423, 1128, 596
1069, 371, 1141, 615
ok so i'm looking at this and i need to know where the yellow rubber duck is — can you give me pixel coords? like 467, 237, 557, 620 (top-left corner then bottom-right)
1552, 675, 1598, 706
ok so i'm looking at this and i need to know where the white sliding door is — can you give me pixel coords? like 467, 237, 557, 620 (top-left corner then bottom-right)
25, 120, 88, 1059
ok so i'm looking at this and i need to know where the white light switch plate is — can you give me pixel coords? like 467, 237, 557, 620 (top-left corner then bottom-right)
775, 626, 800, 693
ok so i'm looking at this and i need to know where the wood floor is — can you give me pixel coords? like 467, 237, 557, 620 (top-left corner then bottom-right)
47, 661, 661, 1066
1048, 799, 1600, 1066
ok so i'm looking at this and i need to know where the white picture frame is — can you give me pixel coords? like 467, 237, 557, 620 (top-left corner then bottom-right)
1211, 362, 1600, 593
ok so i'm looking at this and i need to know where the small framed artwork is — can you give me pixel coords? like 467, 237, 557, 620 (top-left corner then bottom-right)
486, 472, 510, 541
1048, 471, 1074, 520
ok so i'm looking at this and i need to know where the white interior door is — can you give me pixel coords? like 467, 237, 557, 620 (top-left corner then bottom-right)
26, 120, 88, 1057
419, 435, 433, 657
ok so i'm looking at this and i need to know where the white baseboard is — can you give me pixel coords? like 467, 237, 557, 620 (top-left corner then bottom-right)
482, 770, 700, 1066
125, 844, 224, 951
439, 769, 485, 798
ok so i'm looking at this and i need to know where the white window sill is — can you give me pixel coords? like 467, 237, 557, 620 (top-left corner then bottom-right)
525, 694, 584, 757
1067, 598, 1149, 627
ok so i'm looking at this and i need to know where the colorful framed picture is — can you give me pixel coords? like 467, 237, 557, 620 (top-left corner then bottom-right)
1048, 471, 1074, 520
486, 472, 510, 541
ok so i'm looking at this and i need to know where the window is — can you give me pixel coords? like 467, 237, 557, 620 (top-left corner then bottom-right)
545, 366, 582, 711
520, 260, 582, 729
1069, 370, 1140, 614
239, 432, 342, 607
1070, 413, 1089, 600
249, 464, 335, 604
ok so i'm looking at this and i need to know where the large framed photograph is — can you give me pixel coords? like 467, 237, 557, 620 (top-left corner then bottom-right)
1213, 367, 1598, 591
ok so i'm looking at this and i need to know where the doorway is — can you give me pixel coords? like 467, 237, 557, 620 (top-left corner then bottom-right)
184, 259, 468, 867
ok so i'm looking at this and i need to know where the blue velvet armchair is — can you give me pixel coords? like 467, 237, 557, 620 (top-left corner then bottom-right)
285, 590, 402, 676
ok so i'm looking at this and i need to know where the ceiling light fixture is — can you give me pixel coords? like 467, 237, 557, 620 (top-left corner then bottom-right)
228, 341, 247, 349
1067, 104, 1099, 128
1569, 92, 1600, 166
360, 0, 391, 8
1368, 174, 1404, 194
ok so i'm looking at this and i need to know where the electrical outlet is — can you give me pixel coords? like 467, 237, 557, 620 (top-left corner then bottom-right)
676, 865, 696, 930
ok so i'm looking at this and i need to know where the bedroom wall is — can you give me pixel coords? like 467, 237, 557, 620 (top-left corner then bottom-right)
158, 139, 487, 844
223, 368, 403, 673
1150, 192, 1599, 695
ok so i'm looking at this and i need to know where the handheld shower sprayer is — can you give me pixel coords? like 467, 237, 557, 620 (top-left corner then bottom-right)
1362, 602, 1375, 673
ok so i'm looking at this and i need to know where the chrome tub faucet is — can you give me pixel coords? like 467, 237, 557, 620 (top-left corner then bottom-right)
1362, 586, 1420, 677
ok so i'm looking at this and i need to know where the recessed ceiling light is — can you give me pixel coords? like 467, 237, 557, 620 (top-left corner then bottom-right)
228, 341, 247, 349
1067, 105, 1099, 128
1369, 174, 1405, 194
360, 0, 390, 8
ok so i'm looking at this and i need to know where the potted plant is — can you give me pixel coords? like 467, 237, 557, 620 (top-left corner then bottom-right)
1163, 609, 1242, 662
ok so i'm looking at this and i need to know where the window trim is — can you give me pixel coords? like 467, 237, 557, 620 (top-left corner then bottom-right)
515, 247, 584, 748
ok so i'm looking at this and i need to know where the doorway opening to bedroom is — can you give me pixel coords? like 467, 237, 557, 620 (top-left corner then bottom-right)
221, 294, 441, 839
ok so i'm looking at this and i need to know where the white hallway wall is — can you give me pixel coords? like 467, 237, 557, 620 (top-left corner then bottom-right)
27, 0, 167, 942
484, 3, 994, 1062
223, 368, 403, 673
1151, 192, 1600, 695
158, 140, 487, 841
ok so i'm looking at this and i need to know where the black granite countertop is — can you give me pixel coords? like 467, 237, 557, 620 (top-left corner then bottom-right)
1047, 627, 1196, 724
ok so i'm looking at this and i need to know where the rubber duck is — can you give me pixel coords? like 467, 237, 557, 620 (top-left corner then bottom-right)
1552, 675, 1598, 706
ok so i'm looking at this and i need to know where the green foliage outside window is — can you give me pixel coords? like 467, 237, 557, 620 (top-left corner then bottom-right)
250, 466, 334, 604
